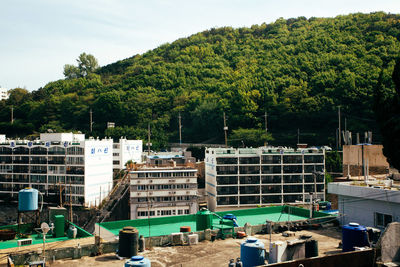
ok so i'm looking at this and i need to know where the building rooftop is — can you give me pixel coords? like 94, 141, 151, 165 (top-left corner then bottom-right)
98, 206, 333, 238
328, 177, 400, 203
0, 221, 92, 251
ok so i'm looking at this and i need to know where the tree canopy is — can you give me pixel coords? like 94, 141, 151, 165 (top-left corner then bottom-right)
63, 53, 99, 79
1, 12, 400, 150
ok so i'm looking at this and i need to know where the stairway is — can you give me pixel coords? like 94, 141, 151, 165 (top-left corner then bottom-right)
84, 170, 131, 233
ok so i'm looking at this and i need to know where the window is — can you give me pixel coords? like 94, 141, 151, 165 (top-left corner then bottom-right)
375, 212, 392, 228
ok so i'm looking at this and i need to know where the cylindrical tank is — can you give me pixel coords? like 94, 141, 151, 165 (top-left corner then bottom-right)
240, 237, 265, 267
196, 208, 213, 231
119, 227, 139, 257
305, 239, 318, 258
18, 188, 39, 211
125, 256, 151, 267
139, 235, 145, 252
342, 223, 369, 252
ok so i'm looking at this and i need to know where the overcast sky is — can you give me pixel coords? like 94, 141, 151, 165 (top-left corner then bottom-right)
1, 0, 399, 91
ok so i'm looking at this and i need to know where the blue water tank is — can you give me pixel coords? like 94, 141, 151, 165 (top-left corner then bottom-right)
240, 237, 265, 267
125, 256, 151, 267
342, 222, 369, 252
18, 188, 39, 211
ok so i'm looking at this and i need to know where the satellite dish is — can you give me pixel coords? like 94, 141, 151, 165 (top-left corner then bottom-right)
41, 222, 50, 235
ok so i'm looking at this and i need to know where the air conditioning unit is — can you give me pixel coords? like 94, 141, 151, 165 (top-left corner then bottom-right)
18, 239, 32, 246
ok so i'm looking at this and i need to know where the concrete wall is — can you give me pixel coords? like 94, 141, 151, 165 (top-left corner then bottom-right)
264, 249, 374, 267
343, 145, 389, 176
337, 195, 400, 227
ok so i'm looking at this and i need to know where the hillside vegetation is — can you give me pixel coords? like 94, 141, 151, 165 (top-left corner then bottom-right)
1, 12, 400, 149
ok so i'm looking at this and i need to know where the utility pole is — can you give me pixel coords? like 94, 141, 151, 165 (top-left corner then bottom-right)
297, 128, 300, 144
178, 112, 182, 146
223, 112, 228, 147
147, 123, 151, 155
264, 111, 268, 134
11, 106, 14, 124
90, 109, 93, 133
338, 106, 341, 149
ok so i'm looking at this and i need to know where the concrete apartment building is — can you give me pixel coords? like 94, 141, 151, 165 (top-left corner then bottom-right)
205, 147, 325, 211
328, 180, 400, 228
112, 139, 143, 170
129, 159, 198, 219
0, 133, 113, 207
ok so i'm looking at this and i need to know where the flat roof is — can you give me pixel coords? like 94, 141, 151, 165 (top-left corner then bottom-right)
0, 222, 92, 250
99, 206, 332, 238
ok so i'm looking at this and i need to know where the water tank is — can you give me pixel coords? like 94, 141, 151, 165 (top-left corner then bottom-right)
342, 222, 369, 252
305, 239, 318, 258
196, 208, 213, 231
18, 188, 39, 211
125, 256, 151, 267
240, 237, 265, 267
119, 227, 139, 257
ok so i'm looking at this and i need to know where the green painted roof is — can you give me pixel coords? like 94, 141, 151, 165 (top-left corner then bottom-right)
99, 205, 332, 238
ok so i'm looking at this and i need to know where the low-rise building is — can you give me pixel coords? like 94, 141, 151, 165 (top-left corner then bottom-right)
328, 180, 400, 228
205, 147, 325, 211
129, 165, 198, 219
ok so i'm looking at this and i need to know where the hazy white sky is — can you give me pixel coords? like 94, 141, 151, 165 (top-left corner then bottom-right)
1, 0, 399, 91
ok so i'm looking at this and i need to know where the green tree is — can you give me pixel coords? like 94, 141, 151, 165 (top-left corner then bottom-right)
63, 53, 99, 79
229, 128, 273, 147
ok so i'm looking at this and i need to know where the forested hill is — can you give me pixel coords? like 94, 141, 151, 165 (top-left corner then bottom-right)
1, 12, 400, 149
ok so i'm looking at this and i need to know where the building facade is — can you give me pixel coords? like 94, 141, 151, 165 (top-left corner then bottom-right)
129, 166, 198, 219
113, 139, 143, 170
0, 133, 113, 207
328, 181, 400, 228
205, 147, 325, 211
0, 88, 9, 101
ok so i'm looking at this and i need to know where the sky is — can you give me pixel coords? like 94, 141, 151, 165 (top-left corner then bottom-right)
1, 0, 400, 91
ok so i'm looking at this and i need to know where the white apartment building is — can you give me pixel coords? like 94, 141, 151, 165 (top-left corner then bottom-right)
0, 88, 9, 101
129, 166, 198, 219
0, 133, 113, 207
205, 147, 325, 211
328, 181, 400, 228
113, 139, 143, 170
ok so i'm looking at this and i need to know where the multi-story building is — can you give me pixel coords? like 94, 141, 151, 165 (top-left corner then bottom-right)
0, 88, 9, 101
129, 165, 198, 219
112, 138, 143, 170
205, 147, 325, 211
0, 133, 113, 207
328, 180, 400, 228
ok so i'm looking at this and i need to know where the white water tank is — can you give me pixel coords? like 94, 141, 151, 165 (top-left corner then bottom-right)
269, 241, 287, 264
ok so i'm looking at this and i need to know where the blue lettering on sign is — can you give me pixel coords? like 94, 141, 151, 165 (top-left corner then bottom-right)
104, 147, 108, 154
28, 142, 33, 147
10, 142, 15, 148
136, 145, 139, 151
97, 148, 102, 153
91, 148, 95, 154
45, 142, 50, 147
